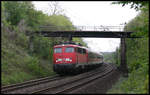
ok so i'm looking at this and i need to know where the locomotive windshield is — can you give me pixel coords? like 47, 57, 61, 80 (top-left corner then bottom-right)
65, 47, 74, 53
54, 48, 62, 53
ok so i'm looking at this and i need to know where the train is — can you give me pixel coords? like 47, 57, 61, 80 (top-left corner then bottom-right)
53, 41, 103, 74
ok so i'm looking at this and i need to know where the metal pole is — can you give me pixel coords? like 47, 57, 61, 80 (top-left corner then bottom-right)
69, 34, 72, 42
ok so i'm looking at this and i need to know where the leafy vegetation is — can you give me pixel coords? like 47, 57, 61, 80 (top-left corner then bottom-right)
1, 1, 86, 86
101, 51, 118, 64
108, 1, 149, 94
112, 1, 149, 11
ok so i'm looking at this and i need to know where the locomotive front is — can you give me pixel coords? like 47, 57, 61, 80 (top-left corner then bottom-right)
53, 44, 77, 73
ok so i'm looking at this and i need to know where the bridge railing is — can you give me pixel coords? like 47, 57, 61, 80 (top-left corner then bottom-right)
75, 26, 124, 31
39, 25, 125, 32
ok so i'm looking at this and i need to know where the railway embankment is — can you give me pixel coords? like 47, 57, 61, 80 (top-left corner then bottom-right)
1, 27, 56, 86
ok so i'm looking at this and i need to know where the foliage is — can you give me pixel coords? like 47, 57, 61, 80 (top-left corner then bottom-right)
126, 38, 149, 73
102, 52, 117, 64
112, 1, 149, 11
125, 11, 149, 37
32, 35, 52, 59
3, 1, 47, 31
107, 68, 149, 94
42, 14, 76, 31
3, 1, 33, 25
73, 38, 88, 47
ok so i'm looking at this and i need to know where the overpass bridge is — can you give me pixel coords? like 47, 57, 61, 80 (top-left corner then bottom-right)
27, 25, 141, 77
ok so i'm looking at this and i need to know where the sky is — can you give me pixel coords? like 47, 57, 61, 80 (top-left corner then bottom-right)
32, 1, 139, 53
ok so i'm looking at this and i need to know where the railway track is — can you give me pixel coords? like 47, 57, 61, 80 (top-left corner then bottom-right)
56, 64, 113, 94
1, 63, 115, 94
32, 63, 113, 94
1, 75, 64, 94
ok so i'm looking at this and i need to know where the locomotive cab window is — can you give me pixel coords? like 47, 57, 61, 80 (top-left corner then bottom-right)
77, 48, 82, 54
82, 49, 86, 54
54, 48, 62, 53
77, 48, 86, 54
65, 47, 74, 53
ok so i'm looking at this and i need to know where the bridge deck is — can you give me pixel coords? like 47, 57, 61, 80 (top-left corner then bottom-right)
32, 31, 140, 38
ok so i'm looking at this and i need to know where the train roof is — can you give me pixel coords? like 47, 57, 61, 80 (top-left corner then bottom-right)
89, 51, 103, 56
54, 42, 88, 50
54, 41, 103, 56
54, 44, 86, 48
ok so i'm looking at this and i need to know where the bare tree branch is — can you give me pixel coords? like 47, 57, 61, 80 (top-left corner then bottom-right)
48, 1, 64, 15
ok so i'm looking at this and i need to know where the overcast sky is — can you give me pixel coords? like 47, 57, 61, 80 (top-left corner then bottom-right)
32, 1, 139, 53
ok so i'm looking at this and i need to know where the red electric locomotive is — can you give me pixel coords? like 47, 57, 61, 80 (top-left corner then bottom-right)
53, 41, 103, 74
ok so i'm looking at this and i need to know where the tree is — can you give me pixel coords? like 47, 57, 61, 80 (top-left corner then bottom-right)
48, 1, 64, 15
3, 1, 34, 26
112, 1, 149, 11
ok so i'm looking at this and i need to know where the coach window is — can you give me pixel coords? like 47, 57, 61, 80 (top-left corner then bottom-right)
65, 47, 74, 53
54, 48, 62, 53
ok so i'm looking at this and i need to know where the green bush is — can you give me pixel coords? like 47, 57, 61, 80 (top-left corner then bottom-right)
108, 67, 148, 94
26, 56, 40, 75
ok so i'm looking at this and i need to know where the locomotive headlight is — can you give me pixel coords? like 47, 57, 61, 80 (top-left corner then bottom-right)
56, 58, 62, 62
65, 58, 72, 62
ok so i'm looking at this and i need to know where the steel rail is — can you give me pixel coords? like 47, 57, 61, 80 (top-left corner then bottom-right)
1, 75, 62, 93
